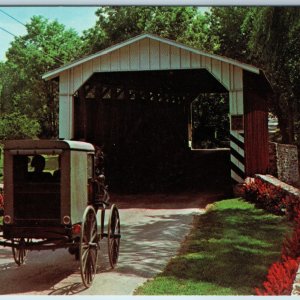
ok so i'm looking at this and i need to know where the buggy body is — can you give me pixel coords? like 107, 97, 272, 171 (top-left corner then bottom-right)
0, 139, 121, 287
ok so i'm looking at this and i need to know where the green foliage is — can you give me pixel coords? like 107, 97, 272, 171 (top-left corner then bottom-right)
246, 7, 300, 144
135, 198, 291, 295
82, 7, 209, 54
192, 93, 229, 149
207, 7, 300, 145
0, 16, 82, 138
206, 7, 252, 60
0, 112, 40, 140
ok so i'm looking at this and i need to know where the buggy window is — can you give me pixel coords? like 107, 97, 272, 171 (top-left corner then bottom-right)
13, 154, 61, 182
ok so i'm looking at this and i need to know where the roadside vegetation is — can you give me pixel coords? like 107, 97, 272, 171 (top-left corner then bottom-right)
135, 198, 292, 295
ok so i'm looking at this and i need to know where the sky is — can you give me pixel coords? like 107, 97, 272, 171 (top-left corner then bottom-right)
0, 7, 99, 61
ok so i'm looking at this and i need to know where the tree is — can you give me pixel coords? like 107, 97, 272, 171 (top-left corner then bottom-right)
1, 16, 83, 138
82, 7, 208, 54
205, 7, 252, 61
206, 7, 300, 145
0, 112, 40, 140
246, 7, 300, 144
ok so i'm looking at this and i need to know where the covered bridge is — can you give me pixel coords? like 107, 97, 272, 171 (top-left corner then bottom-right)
43, 33, 272, 192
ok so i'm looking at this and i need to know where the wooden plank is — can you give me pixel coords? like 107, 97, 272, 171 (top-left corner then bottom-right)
59, 71, 69, 95
73, 65, 83, 93
130, 41, 140, 70
221, 62, 230, 90
180, 49, 190, 69
150, 39, 160, 70
230, 64, 234, 90
140, 38, 150, 70
191, 53, 200, 69
205, 56, 212, 72
230, 91, 244, 116
234, 66, 243, 90
244, 89, 269, 176
212, 59, 221, 82
170, 46, 180, 69
82, 60, 93, 83
59, 95, 73, 139
120, 45, 130, 71
92, 57, 101, 72
229, 91, 237, 115
110, 49, 120, 71
160, 42, 170, 69
100, 54, 111, 71
230, 140, 245, 157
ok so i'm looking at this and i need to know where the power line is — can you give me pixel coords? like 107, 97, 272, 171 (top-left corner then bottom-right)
0, 26, 65, 65
0, 9, 65, 64
0, 26, 18, 38
0, 9, 26, 27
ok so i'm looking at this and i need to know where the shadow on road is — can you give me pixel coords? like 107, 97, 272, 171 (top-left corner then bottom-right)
0, 191, 222, 295
112, 190, 228, 209
0, 248, 82, 295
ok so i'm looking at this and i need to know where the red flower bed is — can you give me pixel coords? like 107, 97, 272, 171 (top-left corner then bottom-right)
255, 208, 300, 295
244, 179, 300, 295
255, 257, 299, 295
244, 177, 299, 219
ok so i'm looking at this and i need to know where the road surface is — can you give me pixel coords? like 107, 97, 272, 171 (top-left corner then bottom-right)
0, 192, 222, 295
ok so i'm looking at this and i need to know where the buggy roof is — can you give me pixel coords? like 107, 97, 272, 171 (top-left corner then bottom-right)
4, 139, 95, 152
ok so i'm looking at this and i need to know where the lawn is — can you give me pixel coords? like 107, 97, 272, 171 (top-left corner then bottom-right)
135, 198, 292, 295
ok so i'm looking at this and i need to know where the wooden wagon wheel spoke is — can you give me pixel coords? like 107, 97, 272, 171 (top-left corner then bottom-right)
107, 204, 121, 269
80, 205, 99, 288
91, 232, 97, 242
12, 238, 28, 266
81, 248, 89, 265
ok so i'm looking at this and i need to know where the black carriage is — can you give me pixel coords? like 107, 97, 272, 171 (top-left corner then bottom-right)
0, 139, 121, 287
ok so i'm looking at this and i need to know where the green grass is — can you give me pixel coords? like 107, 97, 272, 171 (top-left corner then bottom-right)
135, 198, 292, 295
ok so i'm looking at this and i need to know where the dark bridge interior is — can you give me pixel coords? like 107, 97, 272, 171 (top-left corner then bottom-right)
74, 69, 230, 193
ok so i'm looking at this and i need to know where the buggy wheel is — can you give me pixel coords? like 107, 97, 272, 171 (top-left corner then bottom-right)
80, 205, 99, 288
12, 238, 27, 266
107, 204, 121, 268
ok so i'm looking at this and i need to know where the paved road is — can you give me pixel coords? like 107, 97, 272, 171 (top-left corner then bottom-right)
0, 192, 223, 295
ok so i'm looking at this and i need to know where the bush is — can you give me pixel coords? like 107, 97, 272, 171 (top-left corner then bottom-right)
0, 112, 40, 140
245, 180, 300, 295
244, 177, 287, 215
255, 207, 300, 295
255, 257, 299, 295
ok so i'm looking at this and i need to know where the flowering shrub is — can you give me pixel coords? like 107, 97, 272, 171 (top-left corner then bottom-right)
282, 208, 300, 259
255, 257, 299, 295
255, 207, 300, 295
244, 177, 287, 215
282, 195, 300, 221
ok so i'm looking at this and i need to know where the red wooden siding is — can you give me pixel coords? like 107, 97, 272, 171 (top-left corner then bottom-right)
244, 89, 269, 176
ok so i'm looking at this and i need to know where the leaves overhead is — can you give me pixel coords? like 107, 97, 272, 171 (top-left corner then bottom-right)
82, 7, 208, 54
0, 16, 82, 138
